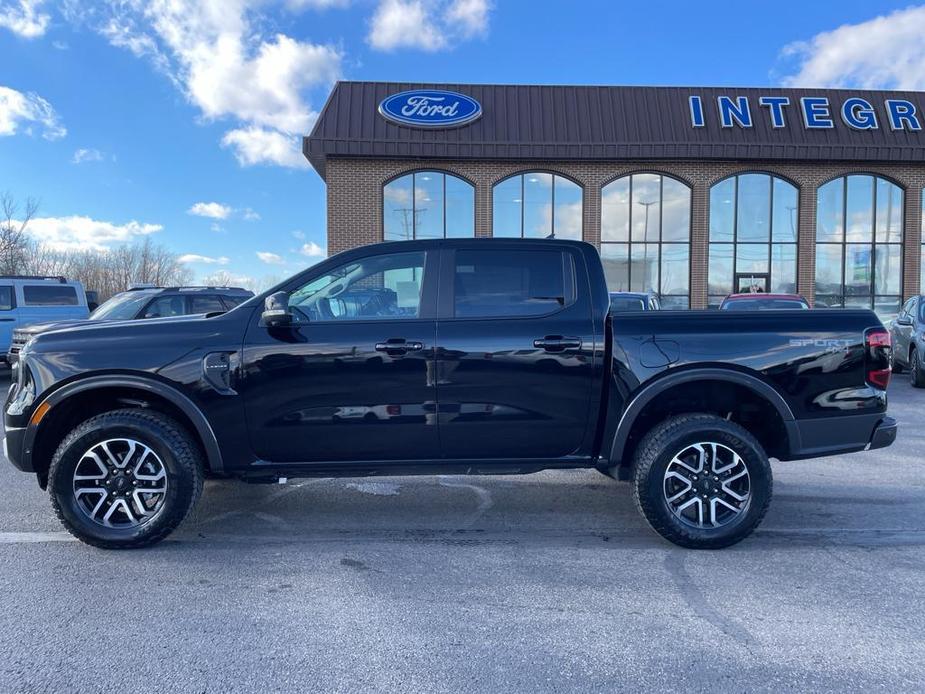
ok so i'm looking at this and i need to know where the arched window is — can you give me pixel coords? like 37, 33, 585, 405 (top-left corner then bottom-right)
708, 173, 798, 306
815, 175, 903, 315
600, 173, 691, 308
492, 172, 582, 239
383, 171, 474, 240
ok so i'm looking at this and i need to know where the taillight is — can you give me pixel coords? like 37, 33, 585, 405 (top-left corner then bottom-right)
865, 327, 892, 389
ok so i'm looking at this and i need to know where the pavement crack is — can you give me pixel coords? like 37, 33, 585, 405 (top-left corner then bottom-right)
664, 550, 757, 656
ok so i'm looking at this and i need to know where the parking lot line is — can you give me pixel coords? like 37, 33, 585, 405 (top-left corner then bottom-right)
0, 531, 76, 544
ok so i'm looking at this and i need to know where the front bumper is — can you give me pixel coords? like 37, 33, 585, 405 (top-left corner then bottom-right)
2, 421, 29, 471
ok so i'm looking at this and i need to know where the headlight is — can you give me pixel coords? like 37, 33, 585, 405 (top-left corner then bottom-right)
7, 360, 36, 416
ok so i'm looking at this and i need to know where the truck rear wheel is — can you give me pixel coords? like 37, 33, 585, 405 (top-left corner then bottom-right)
48, 409, 204, 549
632, 413, 772, 549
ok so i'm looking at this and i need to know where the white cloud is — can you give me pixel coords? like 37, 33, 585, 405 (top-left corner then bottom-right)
72, 148, 104, 164
445, 0, 490, 38
242, 207, 260, 221
300, 241, 325, 257
0, 85, 66, 140
291, 230, 306, 240
26, 215, 161, 252
221, 126, 308, 168
781, 6, 925, 89
188, 201, 232, 219
368, 0, 491, 51
286, 0, 350, 11
178, 253, 229, 265
0, 0, 50, 39
95, 1, 341, 168
257, 251, 286, 265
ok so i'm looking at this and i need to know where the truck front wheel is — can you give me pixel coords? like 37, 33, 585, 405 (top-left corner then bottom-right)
632, 414, 772, 549
48, 409, 204, 549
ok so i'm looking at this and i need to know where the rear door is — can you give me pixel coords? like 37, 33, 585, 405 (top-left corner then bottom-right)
435, 244, 596, 460
893, 298, 915, 366
0, 285, 15, 352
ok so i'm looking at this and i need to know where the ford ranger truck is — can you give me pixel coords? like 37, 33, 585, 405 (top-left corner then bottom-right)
3, 239, 897, 549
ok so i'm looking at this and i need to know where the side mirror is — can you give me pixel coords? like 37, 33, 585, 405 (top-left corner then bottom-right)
262, 291, 294, 327
895, 316, 913, 327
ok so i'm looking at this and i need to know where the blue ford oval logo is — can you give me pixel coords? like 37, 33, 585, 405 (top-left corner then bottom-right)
378, 89, 482, 128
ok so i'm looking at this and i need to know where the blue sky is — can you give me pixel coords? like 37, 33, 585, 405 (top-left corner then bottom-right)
1, 0, 922, 288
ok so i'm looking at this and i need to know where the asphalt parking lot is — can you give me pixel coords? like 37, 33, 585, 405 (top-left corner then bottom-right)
0, 374, 923, 693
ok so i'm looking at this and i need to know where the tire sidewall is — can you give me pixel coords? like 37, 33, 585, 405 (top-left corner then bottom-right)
641, 421, 772, 546
50, 416, 196, 546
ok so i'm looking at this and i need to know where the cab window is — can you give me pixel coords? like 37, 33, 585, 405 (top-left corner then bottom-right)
0, 286, 12, 311
22, 284, 78, 306
288, 251, 425, 322
189, 295, 225, 314
452, 249, 575, 318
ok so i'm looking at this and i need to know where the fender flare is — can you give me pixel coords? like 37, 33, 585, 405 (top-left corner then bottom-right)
28, 374, 224, 473
608, 367, 797, 466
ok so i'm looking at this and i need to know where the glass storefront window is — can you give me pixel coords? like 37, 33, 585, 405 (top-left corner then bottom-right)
814, 175, 903, 317
601, 173, 691, 307
383, 171, 474, 240
492, 172, 583, 239
708, 173, 799, 306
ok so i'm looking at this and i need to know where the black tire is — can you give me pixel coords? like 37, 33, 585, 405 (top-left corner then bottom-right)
48, 409, 204, 549
911, 348, 924, 388
632, 413, 772, 549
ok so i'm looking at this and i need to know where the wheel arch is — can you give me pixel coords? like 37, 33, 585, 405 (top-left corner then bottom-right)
27, 374, 223, 485
608, 368, 796, 470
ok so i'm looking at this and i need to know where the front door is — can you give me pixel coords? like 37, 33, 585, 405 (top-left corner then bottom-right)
735, 273, 770, 294
435, 245, 597, 460
240, 248, 439, 463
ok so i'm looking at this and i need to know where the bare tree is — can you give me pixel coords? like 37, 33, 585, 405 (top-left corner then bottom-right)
0, 192, 40, 275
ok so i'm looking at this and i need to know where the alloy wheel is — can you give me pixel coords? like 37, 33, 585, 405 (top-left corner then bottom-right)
662, 441, 751, 529
72, 438, 168, 528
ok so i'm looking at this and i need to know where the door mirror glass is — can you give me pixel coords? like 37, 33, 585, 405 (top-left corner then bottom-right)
262, 291, 294, 327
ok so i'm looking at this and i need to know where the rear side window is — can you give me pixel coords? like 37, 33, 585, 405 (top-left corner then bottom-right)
0, 286, 12, 311
143, 296, 185, 318
190, 295, 225, 314
22, 284, 79, 306
453, 249, 575, 318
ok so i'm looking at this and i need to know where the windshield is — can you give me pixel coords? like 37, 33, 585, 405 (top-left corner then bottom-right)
89, 292, 156, 320
723, 299, 808, 310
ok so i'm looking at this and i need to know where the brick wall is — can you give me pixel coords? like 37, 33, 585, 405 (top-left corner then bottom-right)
324, 158, 925, 309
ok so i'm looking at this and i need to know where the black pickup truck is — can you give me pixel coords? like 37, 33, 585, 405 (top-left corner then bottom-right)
3, 239, 896, 549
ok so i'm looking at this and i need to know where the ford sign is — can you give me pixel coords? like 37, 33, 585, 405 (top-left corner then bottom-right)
378, 89, 482, 128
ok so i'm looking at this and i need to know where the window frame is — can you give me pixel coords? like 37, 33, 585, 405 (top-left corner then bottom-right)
382, 169, 475, 241
491, 170, 584, 240
438, 245, 581, 322
708, 171, 801, 307
814, 173, 904, 311
600, 171, 693, 308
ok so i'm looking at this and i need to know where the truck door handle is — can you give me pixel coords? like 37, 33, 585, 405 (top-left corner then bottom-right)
375, 338, 424, 354
533, 336, 582, 352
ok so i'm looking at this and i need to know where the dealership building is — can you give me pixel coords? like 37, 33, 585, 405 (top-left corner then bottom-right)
304, 82, 925, 313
